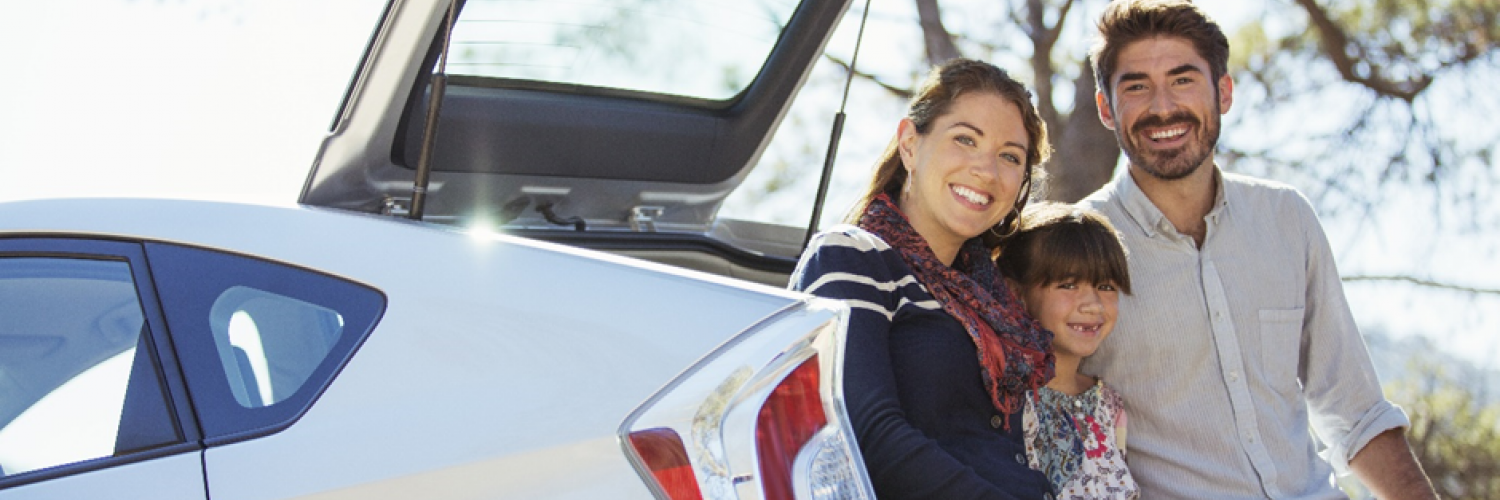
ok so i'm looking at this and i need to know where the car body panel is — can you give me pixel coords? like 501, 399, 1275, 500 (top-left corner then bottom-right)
0, 453, 206, 500
0, 198, 826, 497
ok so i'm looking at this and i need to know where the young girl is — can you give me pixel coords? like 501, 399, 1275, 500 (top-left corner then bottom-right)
998, 201, 1139, 499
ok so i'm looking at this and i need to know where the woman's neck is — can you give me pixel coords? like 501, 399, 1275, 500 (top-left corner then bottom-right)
1046, 354, 1096, 396
896, 194, 962, 265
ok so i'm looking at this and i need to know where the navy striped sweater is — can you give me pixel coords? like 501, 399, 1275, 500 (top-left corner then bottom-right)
791, 225, 1051, 499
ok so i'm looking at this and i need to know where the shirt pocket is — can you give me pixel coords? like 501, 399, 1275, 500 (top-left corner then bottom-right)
1258, 307, 1305, 397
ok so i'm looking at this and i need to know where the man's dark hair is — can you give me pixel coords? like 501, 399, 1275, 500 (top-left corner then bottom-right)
1090, 0, 1230, 104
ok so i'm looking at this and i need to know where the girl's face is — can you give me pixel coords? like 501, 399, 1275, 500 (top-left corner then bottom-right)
1023, 279, 1120, 361
897, 92, 1030, 262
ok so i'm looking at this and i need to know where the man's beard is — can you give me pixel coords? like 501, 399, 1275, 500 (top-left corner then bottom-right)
1116, 106, 1221, 181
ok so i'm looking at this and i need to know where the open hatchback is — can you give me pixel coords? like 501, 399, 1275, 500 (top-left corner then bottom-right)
302, 0, 856, 287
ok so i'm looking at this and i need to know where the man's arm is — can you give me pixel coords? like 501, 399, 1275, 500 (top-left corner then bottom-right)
1348, 428, 1438, 499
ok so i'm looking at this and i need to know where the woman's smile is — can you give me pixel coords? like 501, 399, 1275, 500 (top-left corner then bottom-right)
897, 91, 1031, 263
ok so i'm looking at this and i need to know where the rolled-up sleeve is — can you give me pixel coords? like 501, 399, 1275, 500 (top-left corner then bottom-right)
1294, 196, 1410, 474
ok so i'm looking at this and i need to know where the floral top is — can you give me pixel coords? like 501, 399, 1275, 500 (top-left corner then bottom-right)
1023, 381, 1139, 499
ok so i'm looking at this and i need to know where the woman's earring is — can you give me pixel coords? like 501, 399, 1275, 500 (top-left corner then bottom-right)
989, 207, 1021, 238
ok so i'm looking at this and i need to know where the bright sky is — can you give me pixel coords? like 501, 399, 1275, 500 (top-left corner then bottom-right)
2, 1, 1496, 373
0, 0, 384, 204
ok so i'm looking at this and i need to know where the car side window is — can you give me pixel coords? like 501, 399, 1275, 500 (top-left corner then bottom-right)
145, 242, 385, 441
211, 286, 346, 408
0, 256, 179, 477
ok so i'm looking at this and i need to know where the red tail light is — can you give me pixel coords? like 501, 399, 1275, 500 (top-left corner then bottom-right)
628, 428, 705, 500
755, 356, 827, 499
619, 301, 875, 499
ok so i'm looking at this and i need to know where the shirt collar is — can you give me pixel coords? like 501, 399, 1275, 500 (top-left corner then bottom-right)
1114, 166, 1230, 239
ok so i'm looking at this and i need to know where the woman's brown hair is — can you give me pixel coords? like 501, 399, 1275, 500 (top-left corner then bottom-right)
846, 58, 1052, 251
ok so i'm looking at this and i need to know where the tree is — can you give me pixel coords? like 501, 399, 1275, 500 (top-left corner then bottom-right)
731, 0, 1499, 290
1341, 353, 1500, 499
902, 0, 1500, 210
1221, 0, 1500, 233
793, 0, 1499, 291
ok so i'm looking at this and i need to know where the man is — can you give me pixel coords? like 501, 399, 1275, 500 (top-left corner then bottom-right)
1077, 1, 1439, 498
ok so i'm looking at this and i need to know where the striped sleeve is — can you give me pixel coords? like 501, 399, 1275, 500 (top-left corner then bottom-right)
789, 225, 941, 320
789, 226, 1022, 499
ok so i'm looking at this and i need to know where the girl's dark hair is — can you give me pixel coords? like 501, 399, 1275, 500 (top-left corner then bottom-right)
847, 58, 1051, 251
997, 201, 1132, 294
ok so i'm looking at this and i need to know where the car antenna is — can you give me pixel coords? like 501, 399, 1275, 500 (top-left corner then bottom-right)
409, 0, 458, 221
802, 0, 873, 250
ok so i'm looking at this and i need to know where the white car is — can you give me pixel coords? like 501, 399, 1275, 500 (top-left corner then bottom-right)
0, 0, 875, 498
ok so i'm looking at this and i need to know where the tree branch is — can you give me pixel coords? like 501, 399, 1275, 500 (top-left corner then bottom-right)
1026, 0, 1059, 129
824, 54, 913, 100
1292, 0, 1432, 102
1343, 275, 1500, 295
914, 0, 961, 65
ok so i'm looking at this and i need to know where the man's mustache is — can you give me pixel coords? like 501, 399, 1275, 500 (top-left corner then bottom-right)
1131, 112, 1199, 136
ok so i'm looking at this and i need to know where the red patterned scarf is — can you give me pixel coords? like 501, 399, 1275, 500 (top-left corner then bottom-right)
860, 193, 1054, 424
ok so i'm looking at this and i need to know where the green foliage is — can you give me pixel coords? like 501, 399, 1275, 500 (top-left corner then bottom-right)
1278, 0, 1497, 96
1218, 0, 1499, 230
1342, 358, 1500, 499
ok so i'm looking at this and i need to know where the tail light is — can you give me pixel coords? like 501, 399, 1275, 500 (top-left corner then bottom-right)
620, 299, 874, 499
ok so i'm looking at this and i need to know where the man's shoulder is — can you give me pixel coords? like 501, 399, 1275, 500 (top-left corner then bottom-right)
1222, 172, 1307, 203
1077, 178, 1124, 209
1221, 172, 1323, 229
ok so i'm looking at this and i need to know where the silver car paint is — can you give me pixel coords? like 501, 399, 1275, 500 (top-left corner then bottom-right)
0, 198, 828, 498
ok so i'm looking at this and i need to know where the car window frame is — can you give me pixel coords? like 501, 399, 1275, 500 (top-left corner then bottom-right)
0, 237, 202, 491
142, 242, 387, 446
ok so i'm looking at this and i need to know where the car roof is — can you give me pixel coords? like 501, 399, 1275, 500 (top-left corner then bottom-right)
0, 197, 804, 300
300, 0, 852, 239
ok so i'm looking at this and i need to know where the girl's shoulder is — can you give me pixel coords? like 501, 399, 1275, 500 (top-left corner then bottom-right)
1095, 380, 1127, 414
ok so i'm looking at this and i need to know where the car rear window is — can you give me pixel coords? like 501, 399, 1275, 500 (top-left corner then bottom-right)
448, 0, 801, 100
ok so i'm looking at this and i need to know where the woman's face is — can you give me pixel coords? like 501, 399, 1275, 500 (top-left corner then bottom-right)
897, 91, 1030, 261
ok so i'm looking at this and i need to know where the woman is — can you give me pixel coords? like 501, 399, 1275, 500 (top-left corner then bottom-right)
790, 58, 1054, 498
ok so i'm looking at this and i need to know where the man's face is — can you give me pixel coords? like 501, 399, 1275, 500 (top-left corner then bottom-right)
1097, 36, 1232, 181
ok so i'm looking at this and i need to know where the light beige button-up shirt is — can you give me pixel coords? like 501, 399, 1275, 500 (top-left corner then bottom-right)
1079, 169, 1408, 499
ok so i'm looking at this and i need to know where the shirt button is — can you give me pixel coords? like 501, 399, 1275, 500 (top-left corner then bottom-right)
1229, 371, 1239, 382
1016, 453, 1026, 464
1045, 494, 1055, 500
990, 415, 1003, 429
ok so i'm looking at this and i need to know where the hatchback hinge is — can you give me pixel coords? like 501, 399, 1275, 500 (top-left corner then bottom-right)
630, 206, 665, 232
381, 195, 412, 217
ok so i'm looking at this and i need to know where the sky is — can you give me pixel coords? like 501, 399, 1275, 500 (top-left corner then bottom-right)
3, 1, 1497, 375
0, 0, 384, 204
